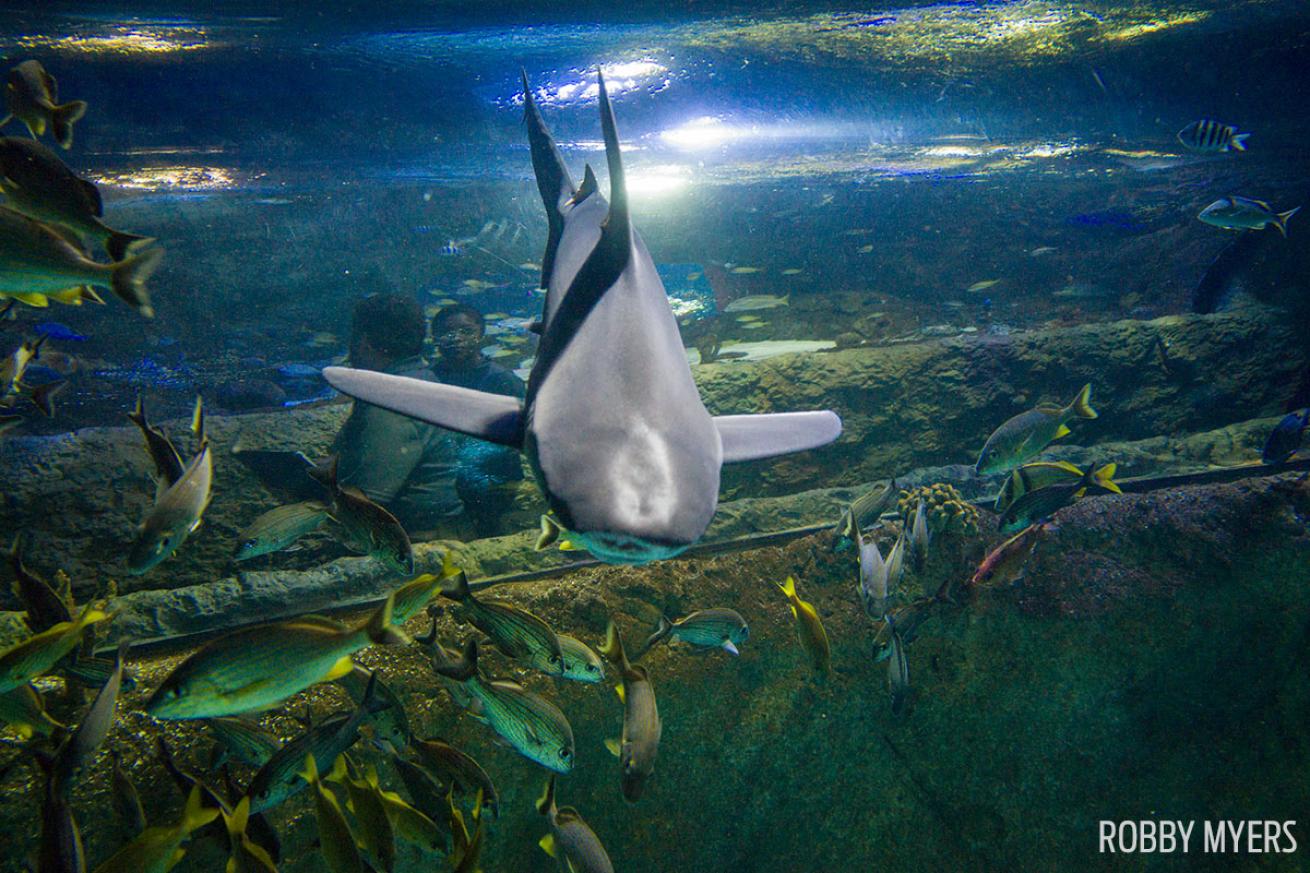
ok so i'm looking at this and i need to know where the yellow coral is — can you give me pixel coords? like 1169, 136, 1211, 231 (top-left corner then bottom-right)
896, 483, 979, 536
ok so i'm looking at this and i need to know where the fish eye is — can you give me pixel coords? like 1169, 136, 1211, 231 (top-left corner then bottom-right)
558, 747, 571, 760
586, 663, 598, 673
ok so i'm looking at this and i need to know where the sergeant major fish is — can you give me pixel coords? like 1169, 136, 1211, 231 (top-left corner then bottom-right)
3, 60, 87, 149
599, 621, 661, 802
975, 383, 1098, 475
1177, 119, 1249, 153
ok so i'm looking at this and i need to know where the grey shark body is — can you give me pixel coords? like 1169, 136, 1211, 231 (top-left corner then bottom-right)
323, 71, 841, 564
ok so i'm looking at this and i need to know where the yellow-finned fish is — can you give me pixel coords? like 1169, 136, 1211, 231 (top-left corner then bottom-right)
4, 60, 87, 149
440, 565, 563, 675
299, 754, 365, 873
0, 137, 153, 260
0, 683, 63, 738
90, 784, 219, 873
0, 602, 110, 694
0, 335, 62, 417
221, 796, 279, 873
145, 591, 408, 719
0, 206, 162, 316
975, 384, 1097, 475
775, 575, 831, 676
599, 621, 661, 802
127, 397, 213, 575
333, 755, 395, 873
537, 775, 615, 873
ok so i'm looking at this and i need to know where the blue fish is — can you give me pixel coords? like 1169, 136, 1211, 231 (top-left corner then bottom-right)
35, 322, 87, 342
93, 357, 196, 391
1066, 210, 1150, 235
1262, 410, 1309, 464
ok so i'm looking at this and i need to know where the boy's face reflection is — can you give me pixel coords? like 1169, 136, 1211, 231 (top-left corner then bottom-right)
435, 313, 484, 363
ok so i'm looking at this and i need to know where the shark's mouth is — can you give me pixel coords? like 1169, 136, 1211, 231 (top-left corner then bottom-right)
571, 529, 690, 566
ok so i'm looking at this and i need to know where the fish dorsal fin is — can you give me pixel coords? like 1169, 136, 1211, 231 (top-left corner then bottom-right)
521, 69, 576, 290
571, 164, 599, 205
78, 177, 103, 217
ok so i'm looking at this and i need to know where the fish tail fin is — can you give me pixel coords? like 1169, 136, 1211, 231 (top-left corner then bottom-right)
1275, 206, 1300, 238
180, 784, 220, 834
223, 796, 251, 838
433, 637, 480, 681
106, 230, 154, 263
363, 591, 408, 646
297, 752, 319, 786
79, 285, 105, 305
440, 548, 461, 580
534, 514, 563, 551
776, 575, 797, 601
1069, 383, 1097, 419
109, 246, 163, 318
1093, 462, 1121, 494
535, 775, 555, 816
307, 454, 340, 492
1231, 132, 1249, 151
50, 100, 87, 150
441, 567, 472, 602
599, 620, 631, 673
29, 380, 64, 417
127, 394, 147, 429
190, 395, 205, 443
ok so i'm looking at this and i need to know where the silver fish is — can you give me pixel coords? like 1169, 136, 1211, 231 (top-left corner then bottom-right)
1199, 197, 1299, 237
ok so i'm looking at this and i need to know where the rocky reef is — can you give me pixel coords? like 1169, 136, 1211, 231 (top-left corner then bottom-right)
0, 465, 1307, 872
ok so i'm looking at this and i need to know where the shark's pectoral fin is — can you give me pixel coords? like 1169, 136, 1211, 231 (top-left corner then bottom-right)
322, 367, 524, 448
714, 411, 843, 463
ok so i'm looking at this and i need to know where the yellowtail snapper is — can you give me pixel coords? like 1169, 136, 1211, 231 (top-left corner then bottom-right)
0, 682, 63, 738
333, 754, 395, 873
599, 621, 662, 802
976, 384, 1098, 474
998, 463, 1120, 533
145, 591, 406, 719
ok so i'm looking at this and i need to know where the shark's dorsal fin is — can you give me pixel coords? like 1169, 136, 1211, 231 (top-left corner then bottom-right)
521, 69, 576, 290
528, 72, 635, 395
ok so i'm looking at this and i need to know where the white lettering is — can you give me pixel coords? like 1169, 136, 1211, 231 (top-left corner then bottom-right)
1100, 821, 1116, 853
1178, 820, 1194, 853
1205, 821, 1226, 853
1284, 821, 1298, 854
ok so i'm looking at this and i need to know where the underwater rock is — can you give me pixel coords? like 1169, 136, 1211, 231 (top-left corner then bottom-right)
213, 378, 287, 412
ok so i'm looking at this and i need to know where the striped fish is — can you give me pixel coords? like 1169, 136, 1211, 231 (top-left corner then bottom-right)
1177, 119, 1249, 153
440, 570, 563, 676
411, 738, 500, 819
528, 633, 605, 683
433, 639, 575, 774
643, 608, 749, 656
205, 716, 279, 769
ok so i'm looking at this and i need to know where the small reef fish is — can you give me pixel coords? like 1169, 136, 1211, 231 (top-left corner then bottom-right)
529, 633, 606, 683
1029, 246, 1058, 256
0, 206, 162, 316
34, 321, 87, 342
834, 478, 899, 546
970, 522, 1053, 590
246, 676, 379, 813
775, 575, 831, 676
127, 395, 185, 491
339, 665, 410, 753
412, 738, 500, 820
346, 757, 447, 856
433, 638, 576, 774
52, 645, 125, 791
1262, 410, 1309, 464
729, 265, 761, 274
0, 336, 62, 417
0, 602, 109, 694
1177, 119, 1249, 153
390, 561, 457, 625
234, 500, 330, 562
90, 785, 218, 873
998, 463, 1120, 534
205, 716, 279, 770
309, 455, 414, 575
537, 776, 615, 873
857, 531, 890, 619
967, 279, 1001, 293
781, 268, 803, 275
8, 532, 72, 633
62, 653, 137, 693
3, 60, 87, 149
994, 459, 1088, 513
145, 592, 406, 719
643, 608, 749, 656
723, 293, 789, 313
872, 598, 936, 663
0, 683, 63, 738
440, 567, 564, 674
599, 621, 662, 802
298, 754, 366, 873
857, 244, 874, 253
127, 397, 213, 575
975, 383, 1098, 475
0, 137, 152, 260
1199, 197, 1299, 237
908, 499, 930, 572
886, 618, 910, 716
36, 746, 86, 873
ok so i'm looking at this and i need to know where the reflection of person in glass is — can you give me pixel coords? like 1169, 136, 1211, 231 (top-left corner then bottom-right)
332, 294, 462, 538
430, 303, 526, 537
